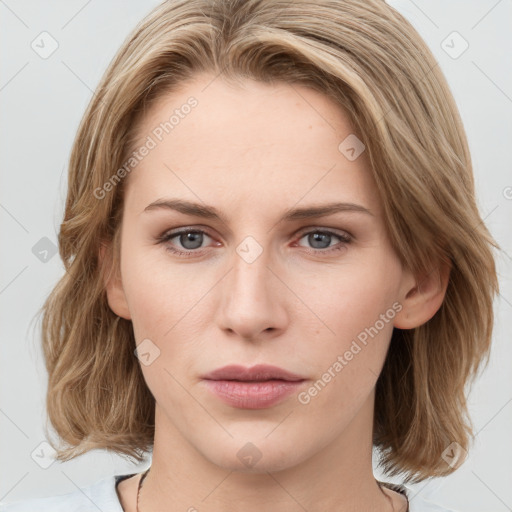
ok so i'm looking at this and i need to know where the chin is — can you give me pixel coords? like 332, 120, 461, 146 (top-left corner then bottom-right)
199, 434, 314, 474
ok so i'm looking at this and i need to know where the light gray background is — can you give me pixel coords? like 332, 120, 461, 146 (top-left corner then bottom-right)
1, 0, 511, 509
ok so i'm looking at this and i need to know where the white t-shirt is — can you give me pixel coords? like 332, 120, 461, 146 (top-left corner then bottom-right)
0, 474, 459, 511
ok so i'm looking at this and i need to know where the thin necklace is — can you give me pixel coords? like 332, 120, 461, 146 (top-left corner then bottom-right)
136, 470, 403, 512
378, 480, 409, 512
378, 481, 396, 512
136, 467, 151, 512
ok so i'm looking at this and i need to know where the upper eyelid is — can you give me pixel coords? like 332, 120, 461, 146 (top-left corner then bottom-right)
161, 225, 351, 236
295, 226, 352, 238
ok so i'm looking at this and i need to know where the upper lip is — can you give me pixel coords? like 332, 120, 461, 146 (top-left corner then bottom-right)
202, 364, 305, 382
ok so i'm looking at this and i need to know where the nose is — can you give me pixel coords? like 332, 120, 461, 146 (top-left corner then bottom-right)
217, 242, 288, 341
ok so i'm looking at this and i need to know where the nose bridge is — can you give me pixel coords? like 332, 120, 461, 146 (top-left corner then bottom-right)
218, 233, 286, 338
230, 234, 273, 302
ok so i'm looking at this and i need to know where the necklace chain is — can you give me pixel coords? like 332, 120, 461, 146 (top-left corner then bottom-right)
136, 467, 151, 512
135, 470, 405, 512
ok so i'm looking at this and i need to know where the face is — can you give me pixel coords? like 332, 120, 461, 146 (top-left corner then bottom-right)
105, 73, 416, 473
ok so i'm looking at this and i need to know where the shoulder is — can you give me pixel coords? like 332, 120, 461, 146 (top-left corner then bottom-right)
0, 474, 134, 512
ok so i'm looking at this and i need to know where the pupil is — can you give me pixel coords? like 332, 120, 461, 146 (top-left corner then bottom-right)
310, 233, 330, 249
182, 232, 202, 249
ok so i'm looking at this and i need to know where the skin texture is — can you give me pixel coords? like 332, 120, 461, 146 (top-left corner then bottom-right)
105, 73, 449, 512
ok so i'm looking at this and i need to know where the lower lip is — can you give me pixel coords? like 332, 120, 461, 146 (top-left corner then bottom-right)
202, 379, 305, 409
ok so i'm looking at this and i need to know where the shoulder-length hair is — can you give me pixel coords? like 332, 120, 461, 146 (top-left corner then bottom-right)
39, 0, 499, 484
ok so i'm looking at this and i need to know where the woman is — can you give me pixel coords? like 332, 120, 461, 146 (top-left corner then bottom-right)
2, 0, 498, 510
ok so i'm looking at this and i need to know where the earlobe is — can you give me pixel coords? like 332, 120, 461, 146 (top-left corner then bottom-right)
393, 260, 451, 330
98, 242, 131, 320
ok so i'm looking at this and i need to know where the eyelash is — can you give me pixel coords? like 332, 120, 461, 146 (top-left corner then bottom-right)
155, 227, 353, 258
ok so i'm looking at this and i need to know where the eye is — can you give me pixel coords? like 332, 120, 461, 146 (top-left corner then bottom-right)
156, 228, 216, 257
156, 227, 353, 258
295, 229, 352, 254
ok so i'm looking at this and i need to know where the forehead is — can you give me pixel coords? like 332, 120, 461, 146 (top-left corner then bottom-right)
123, 73, 381, 218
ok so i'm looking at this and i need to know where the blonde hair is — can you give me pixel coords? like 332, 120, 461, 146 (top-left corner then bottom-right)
39, 0, 499, 483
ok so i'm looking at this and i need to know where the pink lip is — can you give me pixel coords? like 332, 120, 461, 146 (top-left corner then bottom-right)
201, 364, 307, 409
202, 364, 305, 382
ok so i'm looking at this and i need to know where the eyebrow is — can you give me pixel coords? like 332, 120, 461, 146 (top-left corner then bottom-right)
143, 198, 374, 223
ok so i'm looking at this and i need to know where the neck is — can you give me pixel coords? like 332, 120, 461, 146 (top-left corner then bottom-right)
138, 391, 394, 512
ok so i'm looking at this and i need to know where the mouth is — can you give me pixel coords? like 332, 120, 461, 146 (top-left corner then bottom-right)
201, 364, 307, 409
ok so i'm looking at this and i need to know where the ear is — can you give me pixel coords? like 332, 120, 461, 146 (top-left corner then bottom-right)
98, 241, 131, 320
393, 259, 451, 330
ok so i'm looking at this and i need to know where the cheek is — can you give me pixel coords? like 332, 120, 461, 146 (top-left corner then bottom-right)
120, 240, 196, 332
290, 251, 402, 400
293, 253, 401, 341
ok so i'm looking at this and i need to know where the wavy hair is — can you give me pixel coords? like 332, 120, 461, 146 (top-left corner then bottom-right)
38, 0, 499, 484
